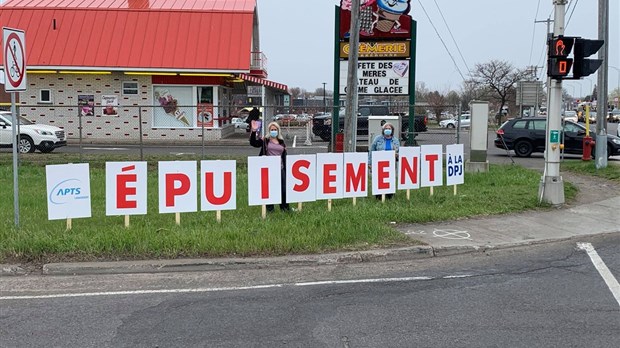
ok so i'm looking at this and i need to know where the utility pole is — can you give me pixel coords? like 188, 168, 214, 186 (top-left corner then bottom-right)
344, 0, 360, 152
540, 0, 567, 205
535, 18, 553, 122
322, 82, 327, 113
595, 0, 609, 168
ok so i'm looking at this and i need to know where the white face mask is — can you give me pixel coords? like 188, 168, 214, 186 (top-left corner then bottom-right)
270, 130, 278, 138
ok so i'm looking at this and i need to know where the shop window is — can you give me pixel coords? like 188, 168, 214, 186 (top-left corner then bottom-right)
122, 81, 139, 95
39, 89, 52, 103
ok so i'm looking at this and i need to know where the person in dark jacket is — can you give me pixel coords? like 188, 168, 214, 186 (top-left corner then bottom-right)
249, 120, 290, 212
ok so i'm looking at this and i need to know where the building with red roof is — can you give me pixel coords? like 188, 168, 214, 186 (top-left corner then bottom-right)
0, 0, 288, 141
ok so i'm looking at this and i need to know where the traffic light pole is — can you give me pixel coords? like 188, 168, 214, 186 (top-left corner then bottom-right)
540, 0, 567, 205
595, 0, 609, 168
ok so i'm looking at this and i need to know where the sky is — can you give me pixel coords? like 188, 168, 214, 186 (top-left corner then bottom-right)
257, 0, 620, 99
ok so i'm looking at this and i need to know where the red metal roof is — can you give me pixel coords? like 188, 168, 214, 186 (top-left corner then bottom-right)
0, 0, 257, 72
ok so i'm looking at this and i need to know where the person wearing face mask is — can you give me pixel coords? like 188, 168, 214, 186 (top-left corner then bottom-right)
249, 120, 290, 212
369, 122, 400, 199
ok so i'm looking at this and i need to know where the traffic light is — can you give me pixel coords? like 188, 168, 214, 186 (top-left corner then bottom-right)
547, 36, 574, 80
572, 38, 604, 79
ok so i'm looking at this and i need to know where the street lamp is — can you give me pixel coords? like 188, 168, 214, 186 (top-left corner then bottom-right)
322, 82, 327, 113
609, 65, 620, 107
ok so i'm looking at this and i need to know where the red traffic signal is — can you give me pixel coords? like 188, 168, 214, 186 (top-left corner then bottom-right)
548, 58, 573, 78
548, 36, 574, 57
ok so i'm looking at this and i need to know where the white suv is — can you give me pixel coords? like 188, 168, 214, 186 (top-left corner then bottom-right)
439, 114, 471, 129
0, 111, 66, 153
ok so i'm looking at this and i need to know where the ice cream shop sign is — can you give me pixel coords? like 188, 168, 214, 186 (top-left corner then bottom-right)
339, 60, 409, 95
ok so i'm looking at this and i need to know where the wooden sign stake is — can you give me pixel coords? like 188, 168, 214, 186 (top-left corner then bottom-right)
66, 218, 72, 231
124, 215, 130, 228
430, 187, 434, 196
261, 205, 267, 220
328, 199, 332, 212
382, 194, 386, 203
175, 212, 181, 226
406, 189, 411, 201
216, 210, 222, 223
453, 185, 457, 196
352, 197, 357, 206
297, 202, 302, 212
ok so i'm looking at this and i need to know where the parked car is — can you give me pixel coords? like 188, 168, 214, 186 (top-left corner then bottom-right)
562, 110, 578, 123
231, 117, 249, 129
312, 105, 427, 142
0, 112, 67, 153
494, 117, 620, 158
439, 114, 471, 129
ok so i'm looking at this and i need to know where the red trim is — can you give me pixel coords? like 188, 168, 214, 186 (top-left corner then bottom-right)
152, 76, 226, 85
238, 74, 288, 92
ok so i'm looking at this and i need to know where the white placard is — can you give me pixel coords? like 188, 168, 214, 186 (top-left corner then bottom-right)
339, 60, 409, 95
343, 152, 368, 198
316, 153, 344, 200
46, 163, 91, 220
371, 150, 396, 195
105, 162, 147, 216
446, 144, 465, 186
398, 146, 421, 189
158, 161, 197, 213
421, 145, 443, 187
247, 156, 282, 206
286, 155, 317, 203
201, 160, 236, 211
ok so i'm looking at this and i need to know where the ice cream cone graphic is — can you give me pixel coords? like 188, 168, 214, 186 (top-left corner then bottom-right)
174, 109, 191, 126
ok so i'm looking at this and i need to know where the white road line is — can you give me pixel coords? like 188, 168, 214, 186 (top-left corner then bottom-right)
577, 242, 620, 307
82, 147, 128, 151
0, 276, 457, 301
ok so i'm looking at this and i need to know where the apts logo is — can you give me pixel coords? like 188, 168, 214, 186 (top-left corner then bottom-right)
49, 179, 90, 205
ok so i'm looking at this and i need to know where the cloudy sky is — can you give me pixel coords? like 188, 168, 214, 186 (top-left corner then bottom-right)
258, 0, 619, 98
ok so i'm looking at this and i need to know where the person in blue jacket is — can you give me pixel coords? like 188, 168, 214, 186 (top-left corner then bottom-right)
369, 122, 400, 199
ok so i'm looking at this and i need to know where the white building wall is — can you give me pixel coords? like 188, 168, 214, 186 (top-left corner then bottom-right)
19, 72, 233, 143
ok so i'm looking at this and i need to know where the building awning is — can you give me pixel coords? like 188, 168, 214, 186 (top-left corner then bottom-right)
238, 73, 288, 93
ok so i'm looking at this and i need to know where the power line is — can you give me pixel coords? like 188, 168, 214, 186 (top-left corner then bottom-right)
566, 0, 579, 28
529, 0, 542, 65
417, 0, 467, 82
432, 0, 471, 75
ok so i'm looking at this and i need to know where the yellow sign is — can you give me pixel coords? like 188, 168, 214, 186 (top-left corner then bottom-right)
340, 41, 410, 58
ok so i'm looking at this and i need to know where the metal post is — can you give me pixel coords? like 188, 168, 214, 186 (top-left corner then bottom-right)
344, 0, 360, 152
11, 92, 19, 227
595, 0, 609, 169
407, 19, 418, 146
78, 107, 83, 162
332, 5, 341, 152
322, 82, 327, 113
540, 0, 567, 205
138, 106, 144, 161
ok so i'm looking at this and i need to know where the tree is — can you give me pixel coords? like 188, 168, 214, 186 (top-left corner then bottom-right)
415, 82, 429, 102
468, 60, 528, 124
289, 87, 301, 99
427, 91, 446, 122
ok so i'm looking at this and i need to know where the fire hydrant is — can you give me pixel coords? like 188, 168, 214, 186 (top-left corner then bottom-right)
582, 136, 595, 161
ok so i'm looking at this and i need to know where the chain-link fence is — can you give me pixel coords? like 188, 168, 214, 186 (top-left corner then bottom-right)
1, 102, 472, 162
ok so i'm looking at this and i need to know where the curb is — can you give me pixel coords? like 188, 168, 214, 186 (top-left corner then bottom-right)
3, 233, 618, 277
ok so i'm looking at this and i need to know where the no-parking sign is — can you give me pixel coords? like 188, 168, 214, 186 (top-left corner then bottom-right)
3, 27, 27, 92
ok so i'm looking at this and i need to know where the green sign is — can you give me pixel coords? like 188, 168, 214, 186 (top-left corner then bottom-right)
550, 130, 560, 143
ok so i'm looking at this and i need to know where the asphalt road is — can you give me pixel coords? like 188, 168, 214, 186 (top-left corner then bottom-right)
2, 234, 619, 347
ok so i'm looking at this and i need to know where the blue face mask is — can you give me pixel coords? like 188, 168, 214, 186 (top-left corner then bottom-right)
383, 129, 392, 136
270, 130, 278, 138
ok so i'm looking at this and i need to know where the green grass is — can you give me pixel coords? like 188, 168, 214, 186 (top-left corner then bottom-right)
0, 154, 576, 263
561, 160, 620, 182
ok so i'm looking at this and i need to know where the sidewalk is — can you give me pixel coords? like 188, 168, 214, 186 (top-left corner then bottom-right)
3, 194, 618, 276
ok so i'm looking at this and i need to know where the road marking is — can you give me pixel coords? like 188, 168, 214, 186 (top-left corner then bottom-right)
433, 229, 472, 240
0, 276, 469, 301
577, 242, 620, 307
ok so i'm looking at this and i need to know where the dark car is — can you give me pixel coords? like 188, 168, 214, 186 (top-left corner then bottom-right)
312, 105, 427, 142
495, 117, 620, 158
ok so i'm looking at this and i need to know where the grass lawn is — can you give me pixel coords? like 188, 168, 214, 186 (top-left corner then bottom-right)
561, 160, 620, 182
0, 154, 577, 263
